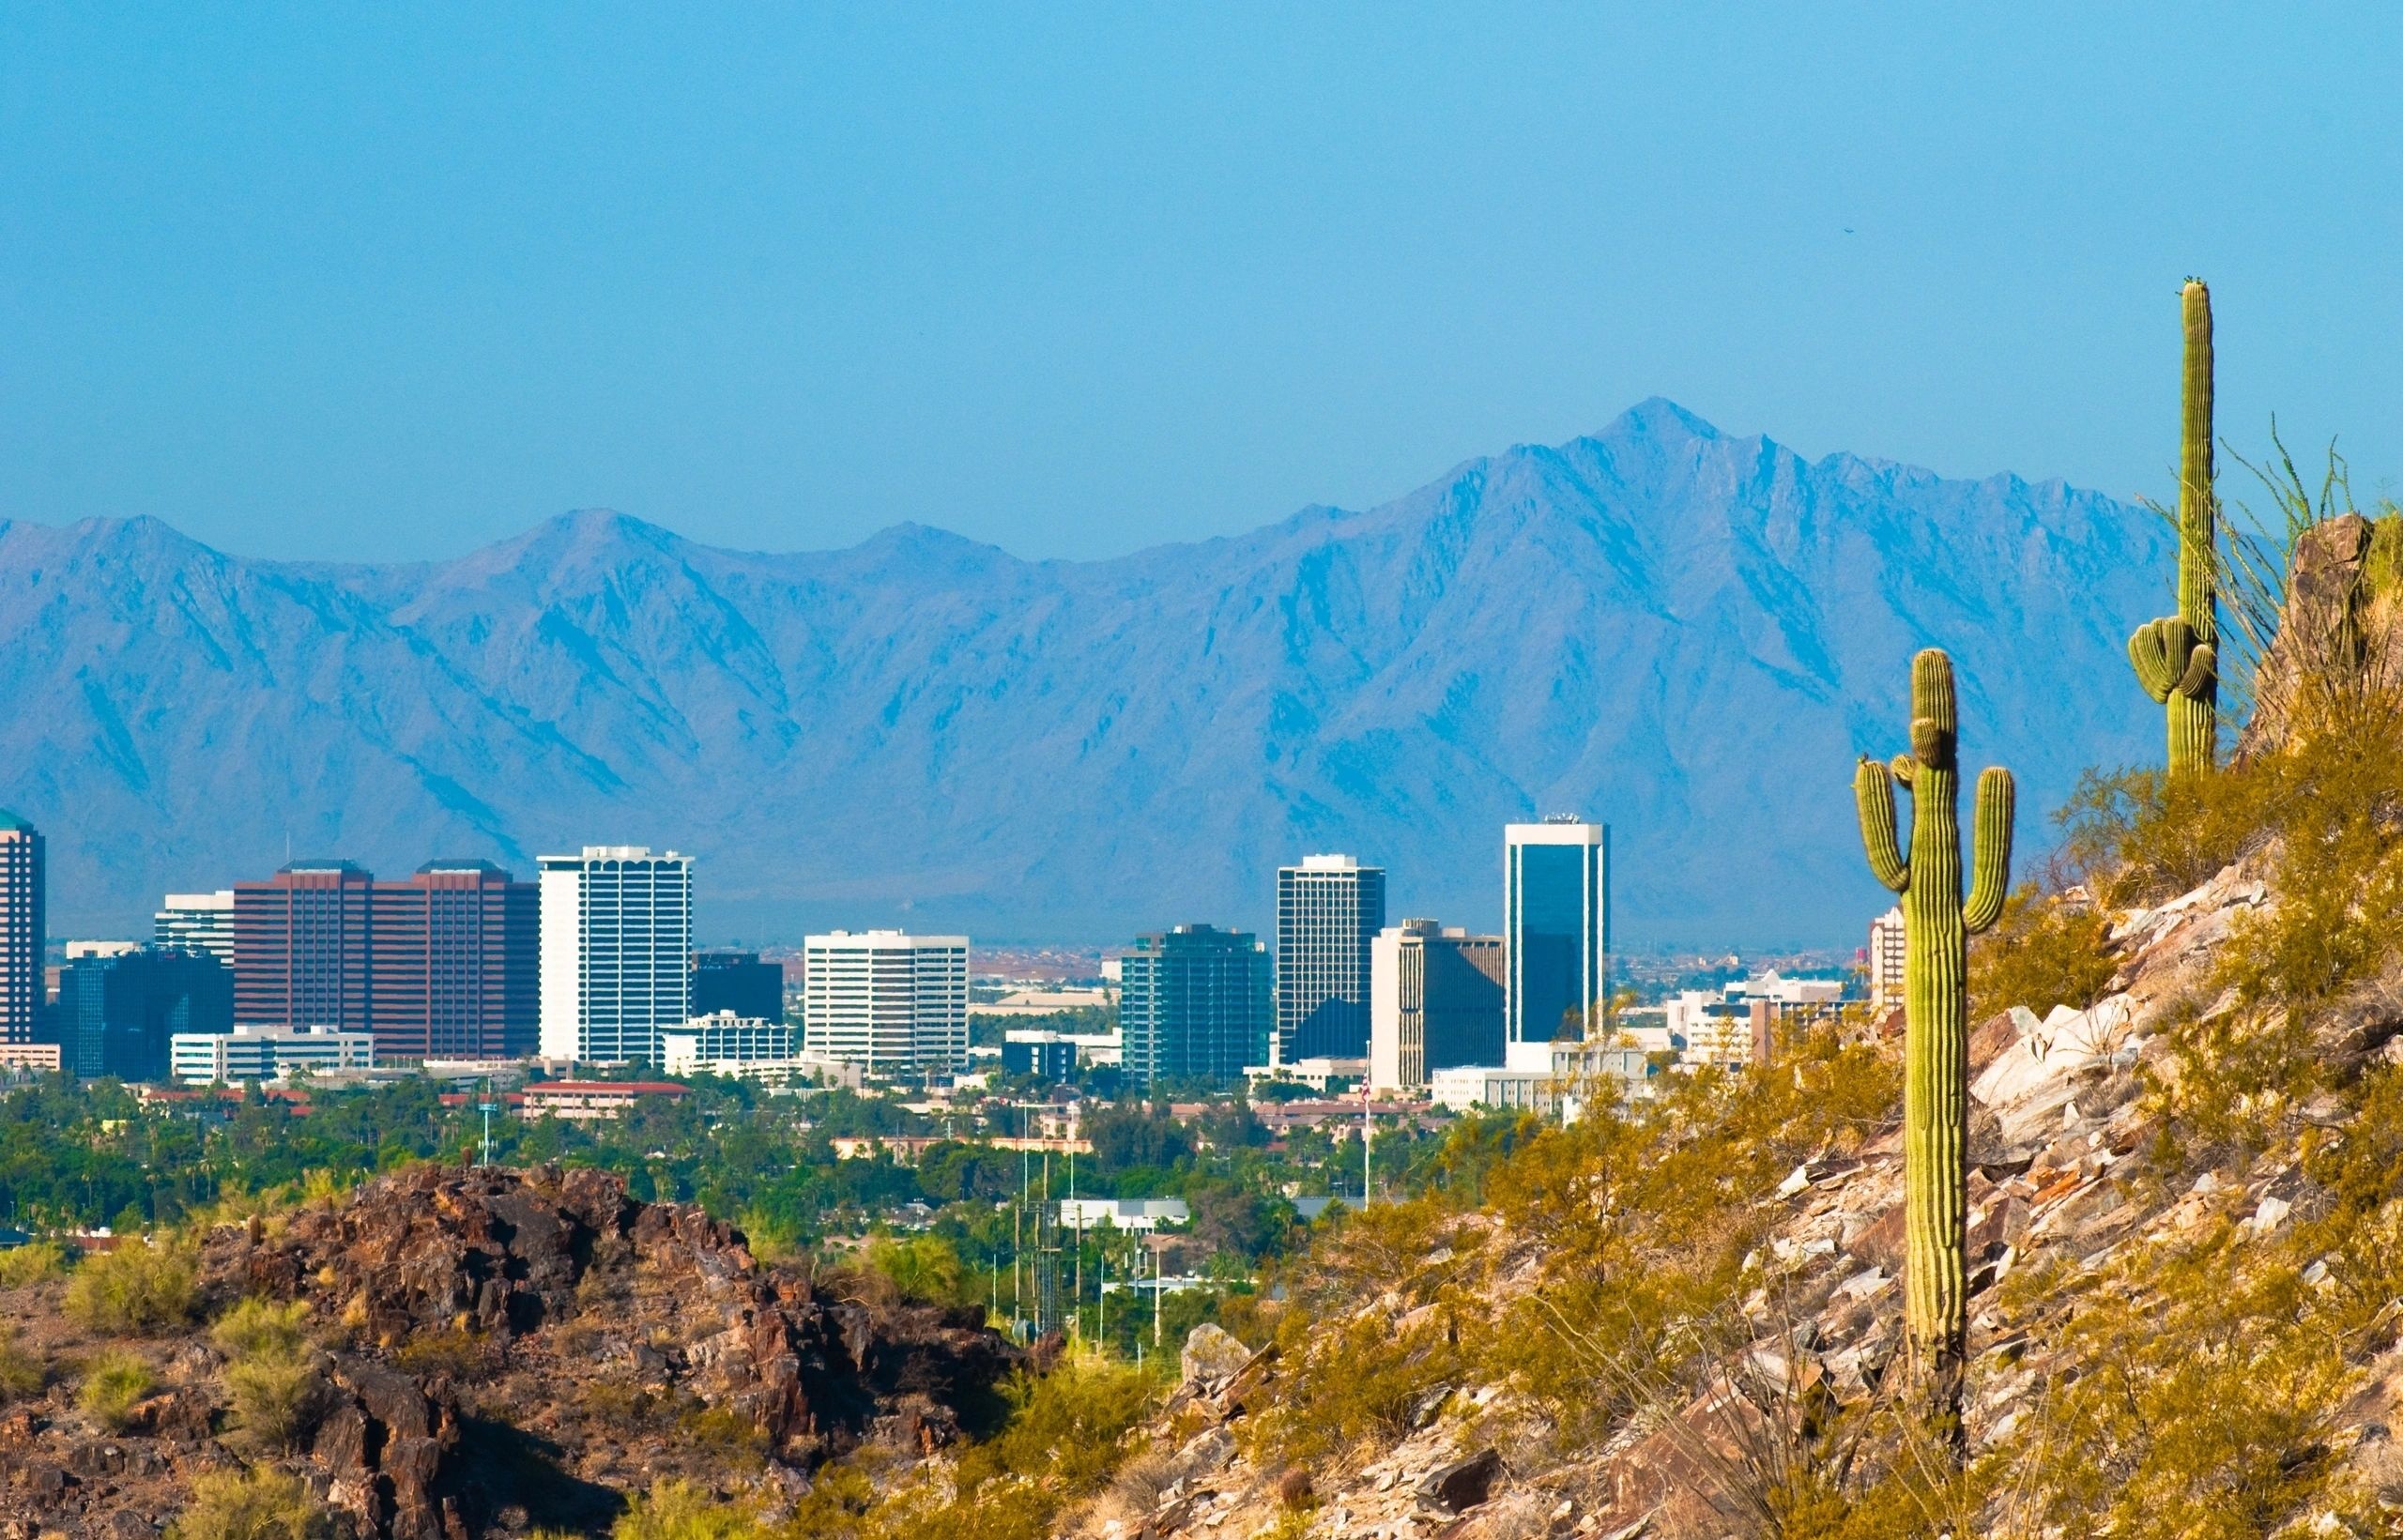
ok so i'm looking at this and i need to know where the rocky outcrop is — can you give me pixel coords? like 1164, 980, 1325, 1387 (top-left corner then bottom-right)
1086, 852, 2403, 1537
0, 1166, 1022, 1540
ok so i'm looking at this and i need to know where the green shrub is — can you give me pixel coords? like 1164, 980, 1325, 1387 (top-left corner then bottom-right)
77, 1349, 156, 1430
391, 1326, 486, 1377
212, 1297, 313, 1361
168, 1467, 329, 1540
225, 1350, 328, 1449
611, 1479, 766, 1540
0, 1242, 66, 1288
1969, 884, 2120, 1020
863, 1234, 968, 1306
62, 1241, 198, 1334
0, 1327, 42, 1401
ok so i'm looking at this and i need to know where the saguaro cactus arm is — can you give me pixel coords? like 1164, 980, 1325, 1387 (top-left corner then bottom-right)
1963, 768, 2015, 934
2176, 643, 2216, 699
1856, 758, 1910, 892
2128, 620, 2177, 702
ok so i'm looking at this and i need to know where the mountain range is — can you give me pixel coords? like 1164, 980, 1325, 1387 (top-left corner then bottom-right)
0, 399, 2171, 948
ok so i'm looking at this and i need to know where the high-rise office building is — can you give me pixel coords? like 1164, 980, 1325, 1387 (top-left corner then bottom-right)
1369, 921, 1506, 1092
801, 931, 969, 1072
538, 846, 694, 1065
154, 892, 237, 969
692, 949, 784, 1022
235, 861, 375, 1033
1274, 853, 1385, 1065
54, 946, 233, 1081
1120, 924, 1273, 1089
371, 861, 538, 1061
0, 813, 41, 1045
1505, 819, 1609, 1050
1868, 907, 1907, 1011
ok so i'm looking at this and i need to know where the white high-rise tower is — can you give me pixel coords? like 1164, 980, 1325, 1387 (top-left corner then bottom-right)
802, 930, 969, 1072
538, 846, 693, 1065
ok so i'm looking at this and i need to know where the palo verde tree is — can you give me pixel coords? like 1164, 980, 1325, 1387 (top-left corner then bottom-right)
1853, 648, 2014, 1442
2128, 277, 2219, 776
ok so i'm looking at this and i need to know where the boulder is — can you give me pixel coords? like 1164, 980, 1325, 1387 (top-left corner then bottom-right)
1180, 1324, 1252, 1387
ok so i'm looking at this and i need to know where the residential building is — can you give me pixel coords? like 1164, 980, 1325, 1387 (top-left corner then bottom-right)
55, 947, 233, 1081
1057, 1197, 1188, 1232
1275, 854, 1385, 1065
235, 861, 375, 1033
692, 949, 785, 1022
371, 861, 538, 1061
1120, 923, 1273, 1089
1869, 907, 1908, 1011
1369, 920, 1505, 1092
1505, 818, 1609, 1048
1428, 1064, 1556, 1116
1662, 971, 1845, 1069
154, 892, 236, 969
538, 846, 694, 1065
801, 930, 970, 1072
0, 813, 42, 1046
171, 1023, 375, 1085
518, 1080, 689, 1121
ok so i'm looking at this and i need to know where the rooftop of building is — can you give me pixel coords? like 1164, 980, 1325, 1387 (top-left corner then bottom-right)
0, 809, 34, 833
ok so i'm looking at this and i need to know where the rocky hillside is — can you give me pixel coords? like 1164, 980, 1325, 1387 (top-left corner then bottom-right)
0, 400, 2166, 944
1075, 838, 2403, 1537
0, 1166, 1020, 1539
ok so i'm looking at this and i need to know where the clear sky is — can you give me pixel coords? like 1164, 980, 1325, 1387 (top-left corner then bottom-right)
3, 6, 2397, 562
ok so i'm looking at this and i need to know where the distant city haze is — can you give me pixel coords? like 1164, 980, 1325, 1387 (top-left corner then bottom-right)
2, 9, 2398, 563
0, 404, 2170, 949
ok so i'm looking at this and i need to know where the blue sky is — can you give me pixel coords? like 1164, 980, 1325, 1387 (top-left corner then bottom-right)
3, 6, 2397, 561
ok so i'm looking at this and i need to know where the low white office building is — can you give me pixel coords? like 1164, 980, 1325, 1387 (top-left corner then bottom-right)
659, 1014, 864, 1088
171, 1024, 375, 1086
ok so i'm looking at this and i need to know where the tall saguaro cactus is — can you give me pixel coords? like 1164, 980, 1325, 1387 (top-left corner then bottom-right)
1854, 648, 2014, 1426
2128, 278, 2218, 776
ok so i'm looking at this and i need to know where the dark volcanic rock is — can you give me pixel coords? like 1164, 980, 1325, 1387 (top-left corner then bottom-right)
0, 1166, 1021, 1539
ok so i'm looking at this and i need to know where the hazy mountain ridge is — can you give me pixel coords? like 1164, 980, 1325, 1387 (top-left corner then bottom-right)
0, 400, 2170, 944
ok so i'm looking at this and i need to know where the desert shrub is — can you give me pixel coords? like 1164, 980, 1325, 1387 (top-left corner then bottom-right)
0, 1327, 42, 1400
0, 1241, 67, 1288
1968, 884, 2119, 1021
679, 1402, 769, 1465
2060, 765, 2273, 908
611, 1479, 766, 1540
391, 1326, 486, 1377
63, 1240, 199, 1334
168, 1467, 329, 1540
1995, 1220, 2371, 1537
225, 1350, 329, 1449
212, 1297, 313, 1361
863, 1233, 968, 1306
78, 1349, 156, 1429
735, 1206, 803, 1265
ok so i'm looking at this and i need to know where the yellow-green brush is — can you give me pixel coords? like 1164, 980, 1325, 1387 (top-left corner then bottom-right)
2128, 278, 2219, 775
1854, 648, 2013, 1416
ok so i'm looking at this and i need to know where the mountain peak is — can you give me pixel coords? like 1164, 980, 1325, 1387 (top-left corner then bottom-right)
1606, 397, 1727, 443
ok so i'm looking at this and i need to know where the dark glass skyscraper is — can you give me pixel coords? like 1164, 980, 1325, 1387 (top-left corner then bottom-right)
1121, 923, 1273, 1088
692, 949, 785, 1022
1274, 854, 1385, 1063
55, 947, 233, 1081
1505, 819, 1609, 1045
